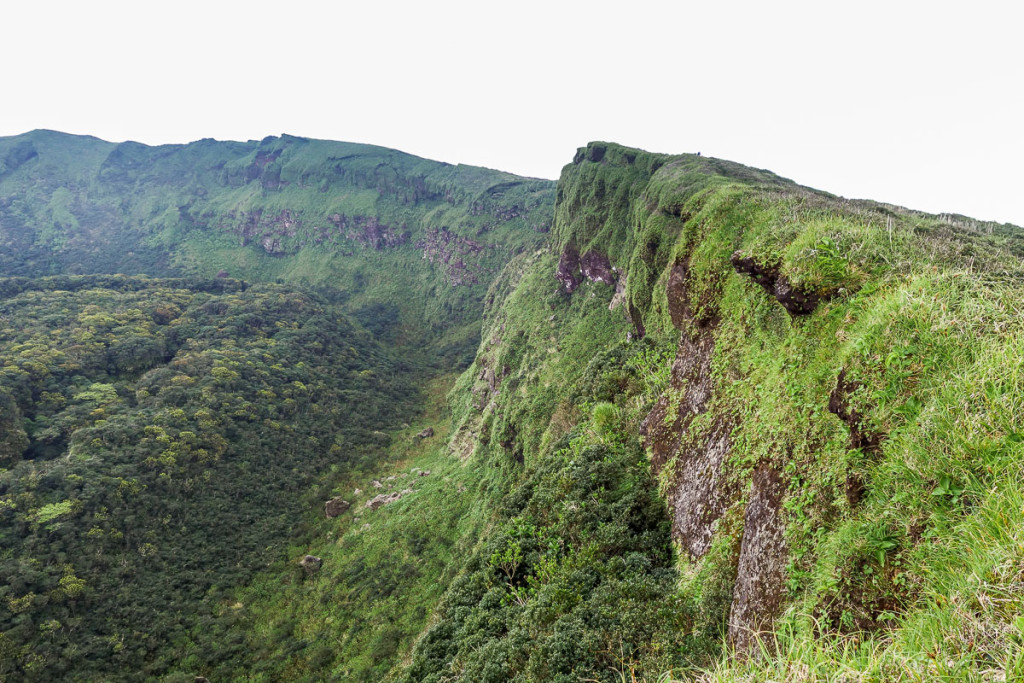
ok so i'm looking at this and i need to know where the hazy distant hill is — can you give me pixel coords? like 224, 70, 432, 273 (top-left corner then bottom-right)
0, 130, 555, 365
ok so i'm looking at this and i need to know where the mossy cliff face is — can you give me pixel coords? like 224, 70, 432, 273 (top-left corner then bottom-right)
413, 141, 1024, 678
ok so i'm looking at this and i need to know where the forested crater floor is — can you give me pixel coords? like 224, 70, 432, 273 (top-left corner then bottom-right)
1, 132, 1023, 681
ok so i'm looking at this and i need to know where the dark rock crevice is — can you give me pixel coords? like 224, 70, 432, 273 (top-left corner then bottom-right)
727, 464, 789, 655
555, 245, 581, 293
730, 251, 834, 315
827, 369, 884, 506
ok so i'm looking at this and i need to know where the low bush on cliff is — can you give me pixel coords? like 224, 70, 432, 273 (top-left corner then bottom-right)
400, 432, 689, 683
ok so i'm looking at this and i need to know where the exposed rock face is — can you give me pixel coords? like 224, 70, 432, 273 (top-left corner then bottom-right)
642, 329, 732, 558
728, 465, 788, 655
417, 227, 486, 286
300, 554, 322, 575
366, 493, 397, 509
230, 209, 414, 255
324, 496, 350, 518
247, 149, 282, 188
469, 196, 526, 223
671, 428, 734, 559
555, 246, 581, 292
230, 208, 301, 255
730, 251, 832, 315
646, 247, 792, 652
472, 362, 502, 410
609, 271, 628, 311
580, 251, 615, 285
416, 427, 434, 439
666, 261, 691, 329
260, 235, 285, 255
365, 489, 413, 509
482, 367, 497, 393
325, 213, 410, 250
557, 248, 619, 292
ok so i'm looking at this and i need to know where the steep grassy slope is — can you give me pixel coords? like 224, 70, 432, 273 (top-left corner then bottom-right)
0, 276, 418, 681
396, 143, 1024, 681
0, 130, 554, 365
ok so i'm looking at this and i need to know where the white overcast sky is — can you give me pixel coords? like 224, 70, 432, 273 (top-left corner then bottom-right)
2, 0, 1021, 225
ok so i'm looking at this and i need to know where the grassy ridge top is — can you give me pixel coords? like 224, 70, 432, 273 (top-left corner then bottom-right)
554, 141, 1022, 267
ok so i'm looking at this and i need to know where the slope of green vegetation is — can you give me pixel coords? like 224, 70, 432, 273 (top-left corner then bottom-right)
0, 276, 418, 681
218, 375, 495, 683
334, 247, 688, 682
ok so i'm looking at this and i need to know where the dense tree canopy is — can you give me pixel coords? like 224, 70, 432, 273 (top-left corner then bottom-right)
0, 276, 417, 681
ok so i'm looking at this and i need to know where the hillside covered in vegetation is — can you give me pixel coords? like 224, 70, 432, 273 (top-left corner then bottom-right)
1, 133, 1023, 682
0, 130, 554, 366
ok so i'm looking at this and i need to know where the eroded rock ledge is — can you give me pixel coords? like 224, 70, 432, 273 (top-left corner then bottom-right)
730, 251, 833, 315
